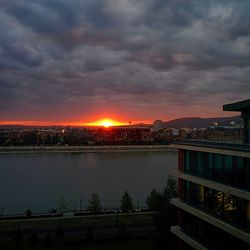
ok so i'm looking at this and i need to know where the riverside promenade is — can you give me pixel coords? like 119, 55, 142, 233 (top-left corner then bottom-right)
0, 145, 175, 154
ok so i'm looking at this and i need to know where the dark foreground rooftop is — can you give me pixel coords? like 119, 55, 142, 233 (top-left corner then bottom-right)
223, 99, 250, 112
173, 139, 250, 153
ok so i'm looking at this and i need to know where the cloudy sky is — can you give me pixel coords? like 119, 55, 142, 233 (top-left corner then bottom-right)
0, 0, 249, 124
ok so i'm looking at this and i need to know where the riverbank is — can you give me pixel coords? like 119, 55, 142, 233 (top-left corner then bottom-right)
0, 145, 176, 153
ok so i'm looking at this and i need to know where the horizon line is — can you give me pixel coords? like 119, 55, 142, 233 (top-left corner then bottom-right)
0, 114, 240, 127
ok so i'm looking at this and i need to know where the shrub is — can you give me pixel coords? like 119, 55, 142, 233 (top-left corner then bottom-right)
120, 191, 133, 213
25, 208, 32, 217
88, 193, 102, 213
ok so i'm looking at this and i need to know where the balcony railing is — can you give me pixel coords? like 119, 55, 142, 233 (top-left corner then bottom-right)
178, 192, 250, 232
174, 139, 250, 152
171, 198, 250, 244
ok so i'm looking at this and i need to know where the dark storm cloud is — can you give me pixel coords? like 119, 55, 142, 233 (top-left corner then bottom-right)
0, 0, 250, 120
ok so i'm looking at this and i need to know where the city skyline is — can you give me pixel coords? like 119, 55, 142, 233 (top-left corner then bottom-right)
0, 1, 249, 124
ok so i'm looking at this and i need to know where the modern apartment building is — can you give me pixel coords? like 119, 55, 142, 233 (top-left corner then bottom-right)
171, 99, 250, 249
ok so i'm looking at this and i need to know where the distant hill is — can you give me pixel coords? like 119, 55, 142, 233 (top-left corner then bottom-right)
164, 116, 242, 128
0, 125, 28, 130
0, 125, 49, 130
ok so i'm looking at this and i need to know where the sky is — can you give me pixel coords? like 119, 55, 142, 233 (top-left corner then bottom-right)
0, 0, 249, 125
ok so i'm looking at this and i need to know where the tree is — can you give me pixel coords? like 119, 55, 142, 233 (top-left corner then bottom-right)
146, 177, 177, 212
37, 134, 42, 145
88, 193, 102, 213
24, 132, 36, 145
153, 177, 178, 250
45, 134, 51, 145
146, 189, 162, 211
25, 208, 32, 217
163, 176, 177, 205
120, 191, 133, 213
52, 134, 59, 145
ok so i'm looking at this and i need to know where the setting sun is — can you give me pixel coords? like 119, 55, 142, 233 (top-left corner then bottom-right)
84, 119, 128, 127
100, 120, 113, 128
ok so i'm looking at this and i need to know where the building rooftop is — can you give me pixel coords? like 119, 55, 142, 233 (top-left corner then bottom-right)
223, 99, 250, 112
173, 139, 250, 153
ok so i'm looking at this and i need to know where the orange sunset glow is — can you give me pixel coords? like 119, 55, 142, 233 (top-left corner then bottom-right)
83, 119, 129, 127
0, 119, 130, 127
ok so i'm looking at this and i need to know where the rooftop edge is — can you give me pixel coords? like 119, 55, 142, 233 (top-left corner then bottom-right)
223, 99, 250, 112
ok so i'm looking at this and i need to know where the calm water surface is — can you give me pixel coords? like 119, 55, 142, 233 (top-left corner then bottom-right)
0, 151, 177, 213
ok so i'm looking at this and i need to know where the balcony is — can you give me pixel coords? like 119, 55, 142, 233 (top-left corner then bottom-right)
177, 178, 250, 231
171, 198, 250, 244
173, 209, 250, 249
174, 144, 250, 190
173, 170, 250, 201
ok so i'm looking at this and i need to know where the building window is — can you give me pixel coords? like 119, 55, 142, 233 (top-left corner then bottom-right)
208, 153, 214, 178
189, 150, 198, 174
182, 150, 249, 190
223, 155, 233, 183
185, 150, 190, 172
181, 180, 249, 229
243, 158, 250, 189
214, 154, 223, 180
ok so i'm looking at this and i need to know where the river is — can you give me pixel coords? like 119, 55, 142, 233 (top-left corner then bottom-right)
0, 150, 177, 214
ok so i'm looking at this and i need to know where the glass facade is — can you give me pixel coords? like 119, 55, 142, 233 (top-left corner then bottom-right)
247, 117, 250, 144
180, 179, 250, 230
179, 210, 249, 250
181, 150, 250, 190
174, 102, 250, 249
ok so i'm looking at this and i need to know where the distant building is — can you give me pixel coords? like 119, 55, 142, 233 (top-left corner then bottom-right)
152, 120, 165, 132
172, 128, 179, 136
170, 99, 250, 249
206, 125, 243, 143
191, 127, 207, 140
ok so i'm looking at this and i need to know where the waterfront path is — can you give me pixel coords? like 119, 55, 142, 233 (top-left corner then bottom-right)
0, 211, 155, 225
0, 212, 156, 241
